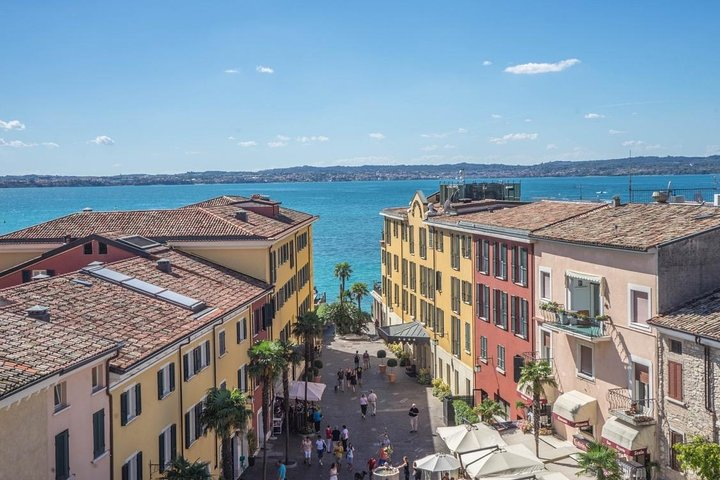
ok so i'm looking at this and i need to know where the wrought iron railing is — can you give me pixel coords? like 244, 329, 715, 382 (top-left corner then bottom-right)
539, 304, 609, 338
607, 388, 655, 425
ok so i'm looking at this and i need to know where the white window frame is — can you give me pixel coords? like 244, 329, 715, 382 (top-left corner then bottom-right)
91, 364, 105, 393
123, 451, 141, 480
629, 354, 652, 403
54, 381, 68, 412
538, 327, 553, 365
576, 343, 594, 381
496, 344, 506, 373
187, 398, 205, 446
539, 266, 552, 302
125, 384, 140, 421
159, 363, 173, 399
479, 336, 488, 363
627, 283, 652, 331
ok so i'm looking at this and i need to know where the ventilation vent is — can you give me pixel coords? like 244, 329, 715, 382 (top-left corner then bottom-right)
27, 305, 50, 322
235, 210, 248, 222
157, 258, 172, 273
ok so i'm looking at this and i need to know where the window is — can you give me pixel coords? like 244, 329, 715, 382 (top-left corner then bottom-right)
668, 360, 683, 401
497, 345, 506, 372
479, 240, 490, 274
670, 431, 684, 470
540, 330, 552, 363
435, 271, 442, 292
236, 318, 248, 343
185, 400, 204, 448
451, 234, 460, 269
476, 284, 490, 320
436, 308, 445, 336
157, 363, 176, 400
670, 339, 682, 354
539, 268, 551, 301
183, 341, 211, 381
218, 331, 226, 356
578, 344, 594, 379
451, 277, 461, 313
512, 247, 528, 286
93, 409, 105, 459
393, 221, 399, 238
99, 242, 108, 254
92, 365, 104, 393
479, 336, 488, 362
121, 384, 142, 425
409, 226, 415, 255
238, 365, 249, 391
384, 219, 391, 245
402, 259, 408, 287
461, 235, 471, 259
55, 430, 70, 480
511, 296, 529, 339
158, 424, 177, 472
393, 255, 399, 272
409, 262, 416, 291
435, 230, 444, 252
54, 382, 68, 412
494, 243, 507, 279
464, 322, 471, 353
493, 290, 507, 329
419, 227, 427, 259
461, 281, 472, 304
83, 242, 93, 255
451, 317, 461, 356
629, 286, 651, 327
121, 452, 143, 480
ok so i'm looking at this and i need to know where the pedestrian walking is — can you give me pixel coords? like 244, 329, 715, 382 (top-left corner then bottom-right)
316, 435, 326, 466
329, 463, 339, 480
356, 365, 363, 386
363, 350, 370, 370
413, 462, 422, 480
368, 457, 377, 480
333, 443, 345, 470
337, 369, 345, 392
344, 368, 352, 391
378, 446, 389, 466
302, 436, 313, 465
331, 425, 341, 447
325, 424, 333, 451
350, 370, 357, 392
368, 390, 378, 416
359, 393, 368, 418
276, 460, 286, 480
346, 442, 355, 470
341, 424, 350, 450
408, 403, 419, 432
313, 408, 323, 433
354, 351, 361, 369
398, 456, 410, 480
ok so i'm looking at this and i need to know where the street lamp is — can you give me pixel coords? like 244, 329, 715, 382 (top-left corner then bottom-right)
431, 337, 439, 377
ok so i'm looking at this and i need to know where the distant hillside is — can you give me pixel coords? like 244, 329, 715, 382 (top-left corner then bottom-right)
1, 155, 719, 188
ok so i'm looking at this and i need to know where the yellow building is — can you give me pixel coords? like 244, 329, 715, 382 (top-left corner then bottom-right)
377, 192, 476, 396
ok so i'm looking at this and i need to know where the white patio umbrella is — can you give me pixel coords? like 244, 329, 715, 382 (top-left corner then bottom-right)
415, 453, 461, 473
461, 444, 544, 478
436, 423, 506, 454
287, 380, 326, 402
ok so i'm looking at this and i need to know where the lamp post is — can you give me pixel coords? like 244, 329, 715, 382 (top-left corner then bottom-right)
432, 337, 439, 378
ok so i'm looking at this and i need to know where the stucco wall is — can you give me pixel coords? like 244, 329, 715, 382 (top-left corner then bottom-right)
0, 390, 48, 480
0, 249, 47, 272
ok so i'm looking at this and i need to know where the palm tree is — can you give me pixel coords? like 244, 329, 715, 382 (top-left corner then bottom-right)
163, 456, 211, 480
199, 387, 251, 480
333, 262, 353, 302
248, 340, 286, 480
292, 311, 324, 383
278, 340, 301, 465
473, 399, 507, 425
350, 282, 370, 311
518, 360, 557, 457
576, 442, 622, 480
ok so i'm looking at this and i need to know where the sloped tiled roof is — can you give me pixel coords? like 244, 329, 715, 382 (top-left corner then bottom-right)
649, 289, 720, 341
428, 201, 606, 231
0, 247, 271, 371
0, 310, 119, 398
533, 202, 720, 251
0, 195, 315, 243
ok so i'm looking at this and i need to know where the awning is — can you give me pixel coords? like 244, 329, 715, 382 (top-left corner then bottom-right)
378, 321, 430, 344
566, 271, 602, 284
276, 381, 326, 402
552, 390, 597, 427
601, 417, 653, 456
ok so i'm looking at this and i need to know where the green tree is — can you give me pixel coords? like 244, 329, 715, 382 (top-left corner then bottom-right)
518, 360, 557, 457
248, 340, 286, 480
333, 262, 353, 302
278, 340, 301, 465
473, 399, 507, 425
199, 388, 252, 480
349, 282, 370, 311
674, 435, 720, 480
162, 456, 211, 480
318, 302, 369, 335
575, 442, 622, 480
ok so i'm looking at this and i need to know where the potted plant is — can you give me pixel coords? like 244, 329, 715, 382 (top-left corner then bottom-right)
313, 359, 323, 382
595, 314, 610, 322
246, 429, 257, 467
377, 350, 387, 374
386, 358, 398, 383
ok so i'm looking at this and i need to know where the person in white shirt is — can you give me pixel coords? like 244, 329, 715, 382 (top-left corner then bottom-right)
360, 393, 369, 418
315, 435, 326, 466
367, 390, 378, 416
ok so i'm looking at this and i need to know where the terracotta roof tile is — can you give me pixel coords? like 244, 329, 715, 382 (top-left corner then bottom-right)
649, 289, 720, 341
532, 202, 720, 250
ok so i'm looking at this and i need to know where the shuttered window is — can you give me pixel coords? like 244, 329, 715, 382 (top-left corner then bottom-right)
93, 409, 105, 459
158, 425, 177, 473
668, 361, 683, 401
157, 363, 175, 400
121, 384, 142, 426
55, 429, 70, 480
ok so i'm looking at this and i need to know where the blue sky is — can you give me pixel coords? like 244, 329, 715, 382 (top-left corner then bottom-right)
1, 1, 718, 175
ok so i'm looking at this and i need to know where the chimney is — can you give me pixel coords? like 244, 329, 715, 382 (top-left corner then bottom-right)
235, 210, 248, 222
27, 305, 50, 322
611, 195, 622, 207
157, 258, 172, 274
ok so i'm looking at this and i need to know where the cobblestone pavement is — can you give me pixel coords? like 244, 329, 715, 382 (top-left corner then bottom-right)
243, 327, 448, 480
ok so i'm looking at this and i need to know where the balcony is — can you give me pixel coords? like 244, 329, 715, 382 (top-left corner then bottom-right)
539, 303, 610, 342
607, 388, 655, 425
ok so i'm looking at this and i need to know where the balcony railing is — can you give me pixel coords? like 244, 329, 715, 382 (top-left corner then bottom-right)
618, 459, 647, 480
607, 388, 656, 425
538, 304, 609, 340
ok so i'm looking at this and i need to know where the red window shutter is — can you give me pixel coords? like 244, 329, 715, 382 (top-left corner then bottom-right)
668, 361, 683, 400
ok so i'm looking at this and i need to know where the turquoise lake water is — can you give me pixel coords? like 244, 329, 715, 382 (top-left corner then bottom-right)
0, 174, 717, 304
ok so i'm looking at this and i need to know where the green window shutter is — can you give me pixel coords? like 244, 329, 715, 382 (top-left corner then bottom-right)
204, 340, 211, 366
135, 384, 142, 416
121, 463, 129, 480
93, 409, 105, 458
169, 363, 175, 392
157, 370, 164, 400
120, 391, 128, 426
158, 432, 165, 472
136, 452, 143, 480
170, 424, 177, 461
55, 429, 69, 480
236, 321, 242, 343
184, 412, 191, 448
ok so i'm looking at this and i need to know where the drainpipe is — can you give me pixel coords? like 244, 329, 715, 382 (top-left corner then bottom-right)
178, 336, 191, 461
105, 348, 122, 480
212, 322, 219, 471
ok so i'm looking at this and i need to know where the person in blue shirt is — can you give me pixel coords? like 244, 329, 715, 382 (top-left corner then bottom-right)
277, 460, 286, 480
313, 408, 323, 433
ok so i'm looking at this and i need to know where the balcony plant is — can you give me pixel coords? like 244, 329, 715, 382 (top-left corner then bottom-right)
386, 358, 398, 383
539, 301, 560, 313
595, 314, 610, 322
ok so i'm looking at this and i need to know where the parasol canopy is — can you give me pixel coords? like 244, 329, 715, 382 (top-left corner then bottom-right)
461, 444, 544, 478
284, 380, 326, 402
436, 423, 506, 454
414, 453, 461, 473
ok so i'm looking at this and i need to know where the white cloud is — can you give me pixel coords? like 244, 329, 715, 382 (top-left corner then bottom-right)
504, 58, 580, 75
457, 128, 467, 134
238, 141, 257, 147
256, 65, 274, 74
608, 129, 624, 135
369, 132, 385, 140
89, 135, 114, 145
42, 142, 59, 148
443, 144, 456, 149
276, 135, 291, 141
420, 132, 447, 139
546, 143, 558, 150
0, 138, 35, 148
227, 136, 236, 141
524, 118, 533, 123
112, 163, 122, 168
482, 60, 492, 66
622, 140, 644, 147
267, 141, 286, 148
296, 135, 330, 144
224, 69, 239, 74
491, 114, 502, 119
421, 145, 439, 152
489, 132, 539, 144
584, 113, 605, 119
0, 119, 25, 131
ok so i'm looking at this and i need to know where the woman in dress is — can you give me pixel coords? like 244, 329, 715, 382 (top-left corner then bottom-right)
345, 442, 355, 471
329, 463, 339, 480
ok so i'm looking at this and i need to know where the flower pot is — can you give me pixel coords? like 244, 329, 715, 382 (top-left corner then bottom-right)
379, 364, 387, 375
387, 372, 396, 383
